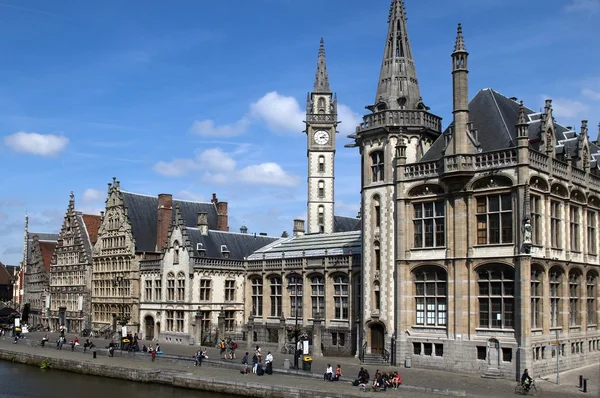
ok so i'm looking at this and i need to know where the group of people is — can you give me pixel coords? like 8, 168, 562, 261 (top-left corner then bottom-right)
193, 348, 208, 366
353, 367, 402, 391
239, 345, 273, 376
219, 338, 238, 359
323, 364, 342, 381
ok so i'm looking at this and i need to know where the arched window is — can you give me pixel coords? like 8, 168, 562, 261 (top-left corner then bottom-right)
373, 281, 381, 312
176, 271, 186, 301
333, 275, 349, 320
370, 151, 384, 182
251, 278, 263, 316
569, 269, 582, 326
414, 267, 447, 326
270, 276, 282, 317
373, 241, 381, 272
318, 206, 325, 233
373, 196, 381, 228
549, 267, 563, 327
173, 240, 180, 264
570, 206, 581, 251
531, 266, 543, 329
318, 156, 325, 172
477, 264, 514, 329
287, 274, 303, 319
311, 275, 325, 317
166, 272, 175, 301
318, 180, 325, 198
317, 97, 326, 112
587, 271, 598, 325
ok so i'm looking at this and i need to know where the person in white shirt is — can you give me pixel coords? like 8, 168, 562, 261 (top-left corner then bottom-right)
324, 364, 333, 381
265, 351, 274, 375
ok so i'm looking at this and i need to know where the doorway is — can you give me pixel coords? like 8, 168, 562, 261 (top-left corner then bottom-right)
370, 323, 385, 354
488, 338, 500, 369
145, 315, 155, 340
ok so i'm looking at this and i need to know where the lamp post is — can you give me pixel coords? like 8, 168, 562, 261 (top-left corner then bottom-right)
112, 274, 129, 349
288, 276, 301, 370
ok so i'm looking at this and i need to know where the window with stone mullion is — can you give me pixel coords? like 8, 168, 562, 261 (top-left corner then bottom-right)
476, 194, 513, 245
530, 195, 543, 245
570, 206, 581, 252
531, 270, 542, 329
569, 271, 581, 326
413, 201, 444, 248
166, 273, 175, 301
588, 210, 597, 255
549, 271, 561, 328
288, 277, 303, 319
477, 266, 514, 329
311, 276, 325, 318
414, 268, 447, 327
551, 201, 563, 249
270, 277, 282, 317
587, 273, 597, 325
166, 310, 174, 331
333, 275, 349, 320
251, 279, 263, 316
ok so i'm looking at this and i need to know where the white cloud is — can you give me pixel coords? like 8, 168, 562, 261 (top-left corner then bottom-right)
565, 0, 600, 12
187, 91, 361, 137
4, 131, 69, 156
154, 146, 300, 187
82, 188, 104, 203
190, 118, 250, 137
238, 163, 301, 187
250, 91, 304, 133
542, 95, 590, 119
582, 88, 600, 101
175, 190, 205, 202
335, 200, 360, 217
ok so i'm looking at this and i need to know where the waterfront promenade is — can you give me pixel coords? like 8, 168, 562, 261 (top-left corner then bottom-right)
0, 333, 596, 398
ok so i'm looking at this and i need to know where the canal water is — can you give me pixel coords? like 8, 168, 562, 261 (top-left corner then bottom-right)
0, 360, 238, 398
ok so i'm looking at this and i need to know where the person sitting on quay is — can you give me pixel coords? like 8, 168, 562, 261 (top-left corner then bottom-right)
324, 364, 333, 381
107, 341, 116, 357
83, 339, 95, 353
389, 371, 402, 390
142, 344, 148, 353
330, 364, 342, 382
40, 334, 49, 348
353, 367, 370, 386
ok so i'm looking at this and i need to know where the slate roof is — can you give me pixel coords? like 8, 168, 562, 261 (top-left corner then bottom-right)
0, 262, 12, 285
26, 233, 59, 264
38, 241, 57, 272
334, 215, 361, 232
420, 88, 600, 163
120, 191, 219, 253
247, 230, 362, 260
4, 265, 18, 278
186, 228, 279, 261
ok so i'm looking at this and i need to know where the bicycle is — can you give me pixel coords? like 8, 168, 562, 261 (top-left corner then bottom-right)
515, 380, 542, 396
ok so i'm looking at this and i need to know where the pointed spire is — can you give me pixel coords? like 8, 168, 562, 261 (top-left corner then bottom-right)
373, 0, 421, 110
516, 101, 528, 139
453, 23, 467, 53
581, 120, 589, 138
68, 191, 75, 211
313, 38, 330, 93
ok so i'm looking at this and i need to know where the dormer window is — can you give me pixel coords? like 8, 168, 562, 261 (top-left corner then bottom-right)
196, 243, 206, 257
221, 244, 230, 259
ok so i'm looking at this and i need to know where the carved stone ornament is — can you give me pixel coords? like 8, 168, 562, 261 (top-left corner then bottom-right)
522, 217, 532, 246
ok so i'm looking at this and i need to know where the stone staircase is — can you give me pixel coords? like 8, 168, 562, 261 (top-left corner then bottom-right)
362, 353, 389, 366
481, 368, 503, 379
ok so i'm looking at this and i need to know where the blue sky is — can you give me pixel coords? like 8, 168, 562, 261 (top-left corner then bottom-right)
0, 0, 599, 264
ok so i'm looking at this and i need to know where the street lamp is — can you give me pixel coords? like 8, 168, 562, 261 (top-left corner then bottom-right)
287, 276, 301, 370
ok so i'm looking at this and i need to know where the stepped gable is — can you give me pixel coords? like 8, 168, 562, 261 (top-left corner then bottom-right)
421, 88, 600, 162
120, 191, 218, 252
333, 215, 361, 232
248, 230, 361, 260
26, 233, 58, 263
185, 229, 279, 260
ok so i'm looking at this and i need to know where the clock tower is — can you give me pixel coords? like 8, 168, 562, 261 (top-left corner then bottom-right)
305, 38, 337, 234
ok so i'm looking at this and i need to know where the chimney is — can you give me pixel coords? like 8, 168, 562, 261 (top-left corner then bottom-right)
259, 232, 267, 236
293, 219, 305, 237
197, 212, 208, 235
216, 201, 229, 232
156, 193, 173, 251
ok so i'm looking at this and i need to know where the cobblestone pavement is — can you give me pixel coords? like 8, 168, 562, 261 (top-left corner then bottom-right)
10, 332, 597, 398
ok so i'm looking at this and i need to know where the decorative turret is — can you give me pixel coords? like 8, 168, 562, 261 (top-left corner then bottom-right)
580, 120, 590, 170
516, 101, 528, 138
542, 99, 555, 156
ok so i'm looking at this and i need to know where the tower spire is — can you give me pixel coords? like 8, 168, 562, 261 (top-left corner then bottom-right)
453, 23, 466, 53
373, 0, 421, 110
313, 37, 330, 93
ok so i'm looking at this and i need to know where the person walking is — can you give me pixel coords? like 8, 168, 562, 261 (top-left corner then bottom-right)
150, 345, 156, 362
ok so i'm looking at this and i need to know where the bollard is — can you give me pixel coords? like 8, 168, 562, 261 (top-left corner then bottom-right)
583, 378, 588, 393
93, 351, 97, 359
579, 375, 583, 388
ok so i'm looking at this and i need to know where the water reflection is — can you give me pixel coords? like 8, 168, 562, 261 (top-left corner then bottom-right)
0, 360, 237, 398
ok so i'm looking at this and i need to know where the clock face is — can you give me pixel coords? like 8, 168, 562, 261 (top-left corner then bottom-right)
314, 130, 330, 145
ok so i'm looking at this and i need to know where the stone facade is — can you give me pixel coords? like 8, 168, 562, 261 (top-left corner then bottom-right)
22, 233, 57, 328
348, 0, 600, 377
140, 205, 277, 345
49, 192, 100, 333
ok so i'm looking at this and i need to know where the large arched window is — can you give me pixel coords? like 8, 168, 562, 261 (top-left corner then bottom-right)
270, 276, 282, 317
414, 267, 447, 326
569, 269, 582, 326
311, 275, 325, 317
477, 264, 514, 329
333, 275, 349, 320
287, 274, 303, 319
166, 272, 175, 301
370, 151, 384, 182
176, 271, 186, 301
251, 278, 263, 316
531, 266, 543, 330
549, 267, 563, 327
587, 271, 598, 325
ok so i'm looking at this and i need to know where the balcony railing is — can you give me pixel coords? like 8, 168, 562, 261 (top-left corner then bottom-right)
306, 113, 337, 123
357, 109, 442, 134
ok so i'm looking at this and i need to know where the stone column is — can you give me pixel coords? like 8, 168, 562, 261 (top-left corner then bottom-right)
278, 314, 286, 352
217, 307, 226, 339
194, 310, 202, 346
312, 313, 323, 357
246, 315, 254, 349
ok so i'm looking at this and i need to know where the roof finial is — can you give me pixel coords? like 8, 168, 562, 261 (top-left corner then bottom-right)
313, 38, 330, 93
517, 101, 527, 126
453, 23, 467, 53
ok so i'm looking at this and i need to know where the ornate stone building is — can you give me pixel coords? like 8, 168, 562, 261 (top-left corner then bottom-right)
49, 192, 100, 333
22, 220, 58, 328
91, 178, 229, 335
349, 0, 600, 377
140, 205, 277, 344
